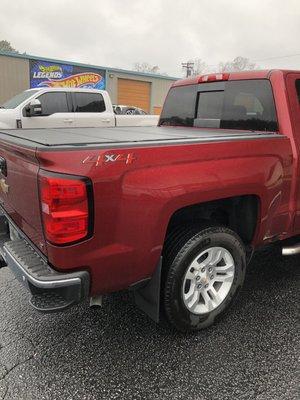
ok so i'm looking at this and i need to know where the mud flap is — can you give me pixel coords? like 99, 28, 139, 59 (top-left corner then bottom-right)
134, 258, 162, 323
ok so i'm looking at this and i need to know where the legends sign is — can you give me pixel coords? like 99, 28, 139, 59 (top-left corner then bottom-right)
30, 60, 106, 90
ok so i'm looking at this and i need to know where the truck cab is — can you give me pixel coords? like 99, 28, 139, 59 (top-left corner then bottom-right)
0, 88, 159, 129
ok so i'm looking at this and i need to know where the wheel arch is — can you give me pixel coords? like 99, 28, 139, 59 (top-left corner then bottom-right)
163, 194, 261, 247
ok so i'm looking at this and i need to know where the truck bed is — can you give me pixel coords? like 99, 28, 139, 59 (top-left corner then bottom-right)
0, 127, 281, 149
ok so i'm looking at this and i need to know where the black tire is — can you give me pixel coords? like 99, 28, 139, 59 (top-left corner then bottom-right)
162, 225, 246, 332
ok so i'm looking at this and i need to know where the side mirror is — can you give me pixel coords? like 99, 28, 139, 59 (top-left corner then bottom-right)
25, 99, 42, 117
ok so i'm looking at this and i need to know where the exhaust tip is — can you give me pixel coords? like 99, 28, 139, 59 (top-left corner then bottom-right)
282, 244, 300, 256
89, 295, 103, 308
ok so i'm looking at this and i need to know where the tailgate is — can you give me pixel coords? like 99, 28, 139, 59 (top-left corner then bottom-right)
0, 140, 46, 254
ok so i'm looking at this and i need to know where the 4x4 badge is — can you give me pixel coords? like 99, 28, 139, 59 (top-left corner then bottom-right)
82, 153, 136, 167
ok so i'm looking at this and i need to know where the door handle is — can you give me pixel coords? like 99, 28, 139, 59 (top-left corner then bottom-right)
63, 119, 74, 123
101, 119, 111, 123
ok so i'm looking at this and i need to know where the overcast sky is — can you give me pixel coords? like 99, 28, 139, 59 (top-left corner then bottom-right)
0, 0, 299, 77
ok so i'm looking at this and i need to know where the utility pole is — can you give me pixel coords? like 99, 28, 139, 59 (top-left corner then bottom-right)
182, 62, 194, 78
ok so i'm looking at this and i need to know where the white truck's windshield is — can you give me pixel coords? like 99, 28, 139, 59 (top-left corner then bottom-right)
1, 90, 39, 109
159, 79, 278, 132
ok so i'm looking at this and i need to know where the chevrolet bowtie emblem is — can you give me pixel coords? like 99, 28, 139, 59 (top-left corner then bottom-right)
0, 178, 9, 194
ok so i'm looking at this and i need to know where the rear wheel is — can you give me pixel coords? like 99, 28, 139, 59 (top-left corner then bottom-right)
163, 225, 246, 332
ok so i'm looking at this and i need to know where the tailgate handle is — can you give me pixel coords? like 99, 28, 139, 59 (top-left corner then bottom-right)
0, 157, 7, 177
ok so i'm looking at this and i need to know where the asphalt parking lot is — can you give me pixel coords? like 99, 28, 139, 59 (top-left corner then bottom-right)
0, 247, 299, 400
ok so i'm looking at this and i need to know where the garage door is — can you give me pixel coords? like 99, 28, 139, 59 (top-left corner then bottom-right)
117, 79, 151, 112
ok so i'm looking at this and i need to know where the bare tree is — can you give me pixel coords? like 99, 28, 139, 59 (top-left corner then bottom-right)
0, 40, 18, 53
189, 58, 209, 75
133, 62, 161, 74
218, 56, 257, 72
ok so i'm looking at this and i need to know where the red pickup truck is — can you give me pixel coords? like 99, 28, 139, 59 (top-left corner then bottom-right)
0, 69, 299, 332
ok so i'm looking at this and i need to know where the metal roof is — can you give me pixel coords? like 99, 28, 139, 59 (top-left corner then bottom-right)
0, 50, 179, 81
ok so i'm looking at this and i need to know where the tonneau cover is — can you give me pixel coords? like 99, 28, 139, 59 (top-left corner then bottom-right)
0, 126, 281, 149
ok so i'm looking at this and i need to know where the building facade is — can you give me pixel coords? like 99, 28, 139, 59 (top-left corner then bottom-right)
0, 51, 178, 114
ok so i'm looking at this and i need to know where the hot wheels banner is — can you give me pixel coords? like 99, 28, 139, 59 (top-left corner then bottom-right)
30, 60, 106, 90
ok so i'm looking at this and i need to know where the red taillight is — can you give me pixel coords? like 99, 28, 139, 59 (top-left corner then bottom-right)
39, 171, 92, 245
198, 73, 230, 83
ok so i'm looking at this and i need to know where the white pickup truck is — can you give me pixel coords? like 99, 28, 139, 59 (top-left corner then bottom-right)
0, 88, 159, 129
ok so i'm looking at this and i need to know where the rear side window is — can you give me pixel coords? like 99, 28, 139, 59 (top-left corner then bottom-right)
296, 80, 300, 102
38, 92, 69, 116
160, 85, 197, 127
160, 80, 278, 132
74, 93, 106, 113
219, 80, 277, 131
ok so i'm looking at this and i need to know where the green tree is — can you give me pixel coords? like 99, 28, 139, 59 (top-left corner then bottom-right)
0, 40, 18, 53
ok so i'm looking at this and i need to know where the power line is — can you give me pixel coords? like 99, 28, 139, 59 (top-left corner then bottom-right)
181, 53, 300, 76
206, 53, 300, 69
254, 53, 300, 62
204, 53, 300, 72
